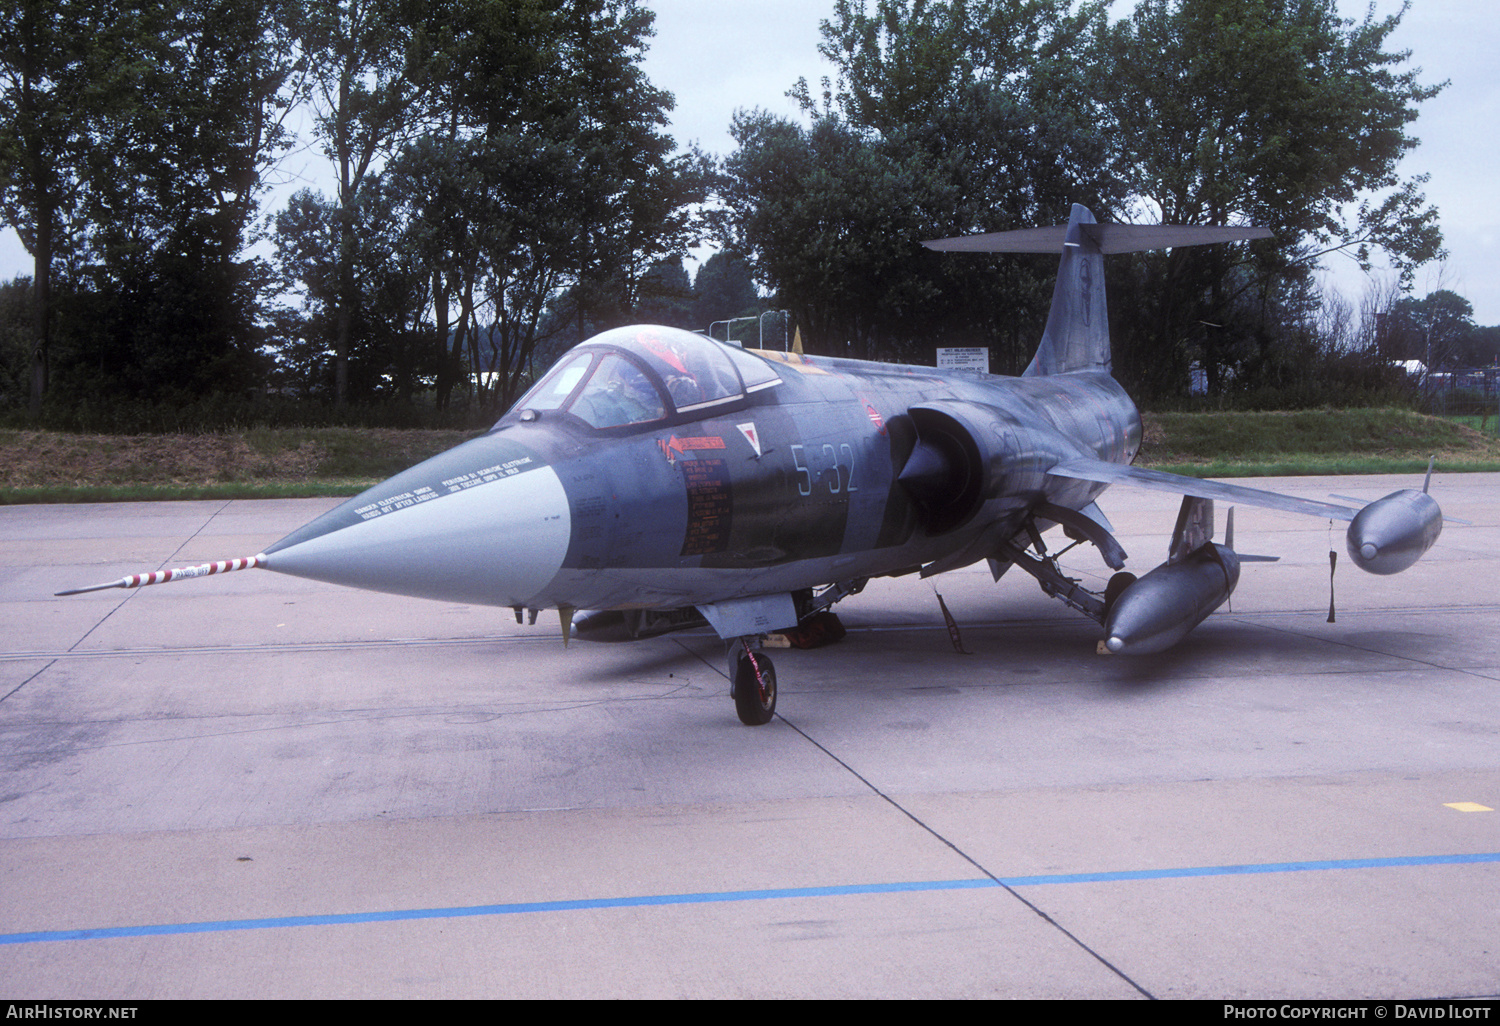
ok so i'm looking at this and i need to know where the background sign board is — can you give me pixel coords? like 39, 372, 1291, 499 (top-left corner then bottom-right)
936, 347, 990, 375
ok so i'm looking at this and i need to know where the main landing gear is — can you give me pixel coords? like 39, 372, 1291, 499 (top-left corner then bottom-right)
730, 639, 777, 726
996, 502, 1130, 627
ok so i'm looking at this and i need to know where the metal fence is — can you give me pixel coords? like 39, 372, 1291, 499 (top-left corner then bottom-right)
1420, 368, 1500, 431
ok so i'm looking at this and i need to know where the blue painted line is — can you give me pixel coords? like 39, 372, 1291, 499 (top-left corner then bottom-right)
3, 852, 1496, 946
998, 851, 1500, 886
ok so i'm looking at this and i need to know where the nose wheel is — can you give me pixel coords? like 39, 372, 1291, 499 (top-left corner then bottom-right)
731, 643, 777, 725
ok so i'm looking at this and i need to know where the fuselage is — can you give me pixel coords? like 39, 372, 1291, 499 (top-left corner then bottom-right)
259, 327, 1143, 612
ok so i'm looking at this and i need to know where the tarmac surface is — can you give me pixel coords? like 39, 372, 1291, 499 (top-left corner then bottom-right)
1, 473, 1498, 999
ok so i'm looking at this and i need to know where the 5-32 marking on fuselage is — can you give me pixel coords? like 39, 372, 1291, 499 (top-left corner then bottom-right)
790, 443, 859, 496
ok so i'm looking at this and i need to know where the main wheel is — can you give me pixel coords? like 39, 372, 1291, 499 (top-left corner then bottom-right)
733, 649, 777, 725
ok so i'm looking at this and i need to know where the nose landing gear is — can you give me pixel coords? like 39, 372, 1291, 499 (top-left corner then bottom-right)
730, 640, 777, 726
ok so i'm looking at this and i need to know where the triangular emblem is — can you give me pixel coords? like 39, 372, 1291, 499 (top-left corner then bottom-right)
736, 422, 761, 457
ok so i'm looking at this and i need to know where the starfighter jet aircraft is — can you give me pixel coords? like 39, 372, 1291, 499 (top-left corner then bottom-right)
61, 205, 1451, 725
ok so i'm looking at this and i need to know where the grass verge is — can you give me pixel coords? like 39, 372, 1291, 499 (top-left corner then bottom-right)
3, 409, 1498, 504
1134, 408, 1500, 477
0, 428, 475, 504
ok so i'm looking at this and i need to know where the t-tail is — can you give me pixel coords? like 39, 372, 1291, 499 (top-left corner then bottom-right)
922, 204, 1272, 377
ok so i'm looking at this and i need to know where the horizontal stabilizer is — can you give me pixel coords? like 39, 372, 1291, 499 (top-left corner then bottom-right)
1048, 459, 1361, 521
923, 223, 1271, 255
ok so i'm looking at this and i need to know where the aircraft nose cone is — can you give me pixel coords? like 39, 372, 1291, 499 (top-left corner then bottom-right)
1361, 542, 1379, 562
260, 438, 570, 608
1105, 636, 1125, 654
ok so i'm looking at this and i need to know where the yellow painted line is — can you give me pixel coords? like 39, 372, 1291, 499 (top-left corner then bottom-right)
1443, 802, 1494, 813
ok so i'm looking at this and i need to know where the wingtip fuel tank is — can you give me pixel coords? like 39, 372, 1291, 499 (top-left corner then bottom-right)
1345, 489, 1443, 576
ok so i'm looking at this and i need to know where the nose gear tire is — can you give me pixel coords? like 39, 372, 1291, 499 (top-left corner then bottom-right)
733, 650, 777, 725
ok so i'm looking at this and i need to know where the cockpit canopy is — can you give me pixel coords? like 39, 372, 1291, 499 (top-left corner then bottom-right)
501, 326, 782, 430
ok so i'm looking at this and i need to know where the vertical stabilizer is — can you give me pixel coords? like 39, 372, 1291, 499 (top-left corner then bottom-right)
1023, 204, 1109, 377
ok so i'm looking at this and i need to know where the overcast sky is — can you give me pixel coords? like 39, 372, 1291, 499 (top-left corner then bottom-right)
2, 0, 1494, 322
638, 0, 1499, 323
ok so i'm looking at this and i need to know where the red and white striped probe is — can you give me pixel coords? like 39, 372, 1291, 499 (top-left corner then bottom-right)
56, 554, 267, 596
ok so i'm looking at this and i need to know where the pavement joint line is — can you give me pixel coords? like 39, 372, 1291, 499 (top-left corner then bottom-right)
0, 659, 54, 704
777, 711, 1157, 999
1242, 615, 1500, 681
3, 504, 241, 706
61, 502, 235, 659
4, 852, 1496, 947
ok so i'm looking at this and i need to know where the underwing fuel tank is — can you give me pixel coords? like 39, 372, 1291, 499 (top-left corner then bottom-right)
1103, 543, 1240, 655
1345, 489, 1443, 575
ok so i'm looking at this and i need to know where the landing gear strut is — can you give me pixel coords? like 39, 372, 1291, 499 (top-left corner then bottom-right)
996, 504, 1132, 626
730, 639, 777, 726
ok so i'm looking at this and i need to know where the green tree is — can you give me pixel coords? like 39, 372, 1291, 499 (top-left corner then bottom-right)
1096, 0, 1446, 398
1101, 0, 1441, 264
301, 0, 427, 406
719, 0, 1112, 366
555, 0, 707, 336
0, 0, 143, 414
0, 275, 30, 407
62, 0, 303, 409
2, 0, 305, 416
1460, 325, 1500, 369
270, 187, 339, 396
633, 256, 695, 329
1383, 289, 1474, 370
720, 112, 924, 360
372, 0, 705, 413
691, 251, 760, 335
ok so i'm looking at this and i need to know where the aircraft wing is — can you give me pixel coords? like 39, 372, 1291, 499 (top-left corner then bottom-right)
1047, 458, 1362, 521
